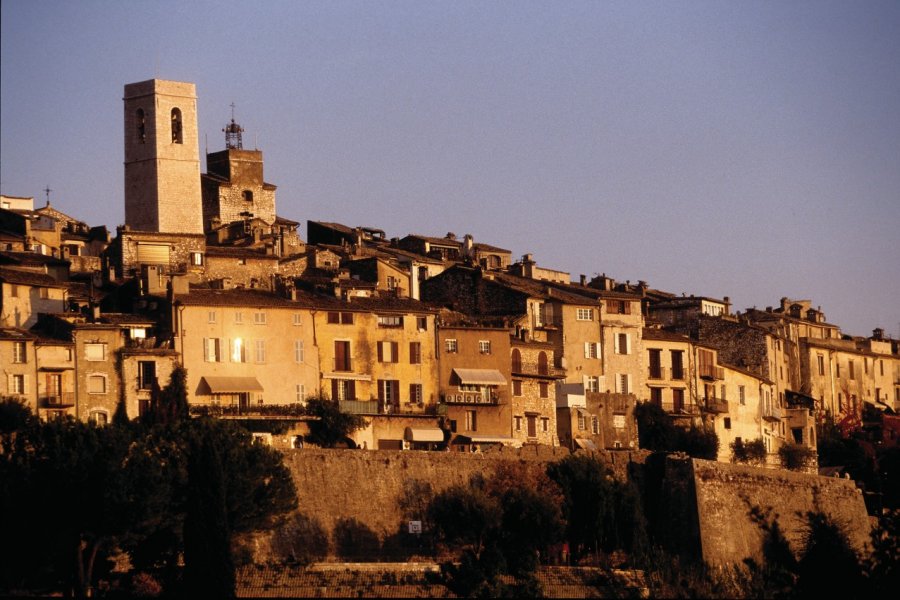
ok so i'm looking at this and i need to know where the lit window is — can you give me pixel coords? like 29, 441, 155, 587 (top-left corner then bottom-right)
445, 339, 458, 353
478, 340, 491, 354
231, 338, 246, 363
191, 252, 203, 266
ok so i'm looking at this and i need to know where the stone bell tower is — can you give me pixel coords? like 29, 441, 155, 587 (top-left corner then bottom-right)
123, 79, 204, 234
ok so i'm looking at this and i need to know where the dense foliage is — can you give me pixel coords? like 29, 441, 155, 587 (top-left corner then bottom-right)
0, 393, 297, 597
634, 402, 719, 459
303, 396, 367, 448
730, 437, 768, 465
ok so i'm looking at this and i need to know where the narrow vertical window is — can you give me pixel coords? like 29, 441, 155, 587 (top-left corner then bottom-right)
136, 109, 146, 143
171, 108, 183, 143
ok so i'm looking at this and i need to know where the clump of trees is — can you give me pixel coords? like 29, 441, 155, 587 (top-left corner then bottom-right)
0, 367, 297, 598
778, 442, 817, 471
303, 396, 366, 448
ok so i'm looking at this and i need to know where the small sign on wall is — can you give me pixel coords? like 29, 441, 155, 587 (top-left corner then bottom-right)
408, 520, 422, 534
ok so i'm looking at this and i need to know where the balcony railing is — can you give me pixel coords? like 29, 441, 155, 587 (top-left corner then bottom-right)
190, 404, 309, 418
40, 392, 76, 408
512, 365, 566, 378
647, 366, 669, 380
704, 397, 729, 414
339, 400, 381, 415
762, 405, 784, 422
700, 366, 725, 380
442, 391, 500, 405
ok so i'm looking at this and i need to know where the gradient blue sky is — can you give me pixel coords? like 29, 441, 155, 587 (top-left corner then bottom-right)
2, 1, 898, 337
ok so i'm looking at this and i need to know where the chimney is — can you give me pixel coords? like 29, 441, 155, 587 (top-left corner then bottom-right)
445, 232, 457, 241
580, 274, 586, 286
723, 296, 731, 314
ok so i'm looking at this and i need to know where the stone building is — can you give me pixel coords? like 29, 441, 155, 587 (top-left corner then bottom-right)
510, 337, 563, 447
1, 328, 37, 411
436, 325, 514, 449
0, 266, 67, 329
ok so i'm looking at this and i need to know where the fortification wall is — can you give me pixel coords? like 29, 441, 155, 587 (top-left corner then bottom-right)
679, 457, 871, 566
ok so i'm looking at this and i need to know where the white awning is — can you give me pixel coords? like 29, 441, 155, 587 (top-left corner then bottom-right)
322, 373, 372, 381
404, 427, 445, 443
574, 438, 598, 451
202, 376, 264, 393
454, 434, 515, 445
452, 368, 507, 386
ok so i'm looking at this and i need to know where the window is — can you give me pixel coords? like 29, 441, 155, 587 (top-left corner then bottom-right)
379, 380, 400, 408
85, 343, 107, 362
171, 108, 183, 143
479, 340, 492, 354
671, 350, 685, 380
584, 342, 600, 359
377, 315, 403, 328
190, 252, 203, 266
673, 388, 685, 412
616, 374, 630, 394
39, 287, 49, 299
12, 341, 26, 363
334, 340, 351, 371
648, 348, 661, 378
208, 311, 217, 324
849, 361, 855, 380
409, 342, 421, 364
576, 308, 594, 321
880, 360, 884, 376
739, 385, 746, 405
242, 190, 253, 203
445, 339, 458, 353
136, 108, 146, 143
512, 380, 522, 396
327, 311, 354, 324
386, 276, 398, 291
138, 361, 156, 390
511, 349, 522, 372
586, 376, 599, 393
10, 285, 18, 298
465, 410, 477, 432
409, 383, 423, 404
527, 414, 537, 437
204, 338, 222, 362
538, 352, 549, 375
836, 363, 841, 377
650, 387, 662, 406
515, 416, 522, 431
10, 374, 26, 395
295, 384, 306, 403
231, 338, 247, 363
543, 417, 550, 432
817, 355, 825, 376
378, 341, 399, 363
90, 411, 108, 426
539, 382, 549, 398
591, 416, 599, 435
577, 412, 586, 431
720, 384, 727, 400
294, 340, 305, 363
88, 374, 107, 394
255, 339, 266, 363
607, 299, 631, 314
724, 417, 732, 430
615, 333, 631, 354
254, 311, 267, 325
332, 379, 356, 401
293, 313, 303, 326
416, 316, 428, 331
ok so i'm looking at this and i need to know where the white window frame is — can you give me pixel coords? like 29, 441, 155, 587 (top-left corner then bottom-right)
478, 340, 491, 355
254, 311, 267, 325
584, 342, 600, 359
255, 339, 266, 363
234, 311, 243, 324
13, 341, 27, 363
208, 310, 217, 324
294, 340, 305, 363
295, 384, 306, 403
204, 338, 222, 362
614, 333, 632, 355
445, 339, 458, 353
576, 308, 594, 321
230, 338, 247, 363
10, 373, 27, 395
293, 313, 303, 326
585, 376, 599, 393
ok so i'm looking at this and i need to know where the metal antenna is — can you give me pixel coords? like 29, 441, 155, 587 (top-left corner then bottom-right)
43, 185, 53, 206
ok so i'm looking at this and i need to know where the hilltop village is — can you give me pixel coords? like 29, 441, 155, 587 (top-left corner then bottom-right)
2, 78, 899, 468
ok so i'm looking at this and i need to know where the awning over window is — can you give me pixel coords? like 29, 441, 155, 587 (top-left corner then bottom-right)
576, 408, 591, 419
574, 438, 598, 451
404, 427, 445, 443
322, 373, 372, 381
452, 368, 507, 386
201, 376, 264, 394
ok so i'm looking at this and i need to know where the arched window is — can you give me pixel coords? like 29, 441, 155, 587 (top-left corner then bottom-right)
511, 348, 522, 373
136, 109, 146, 143
242, 190, 253, 203
171, 108, 183, 144
538, 351, 548, 376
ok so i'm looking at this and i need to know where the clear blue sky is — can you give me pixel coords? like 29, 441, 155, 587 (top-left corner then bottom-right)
2, 1, 898, 337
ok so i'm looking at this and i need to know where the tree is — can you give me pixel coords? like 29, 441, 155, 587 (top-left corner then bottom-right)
730, 438, 767, 466
142, 365, 190, 427
183, 428, 235, 598
634, 402, 719, 459
304, 396, 366, 448
796, 512, 863, 598
778, 443, 816, 471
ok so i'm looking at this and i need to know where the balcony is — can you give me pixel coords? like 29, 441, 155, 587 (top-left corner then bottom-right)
647, 366, 669, 381
704, 397, 729, 414
442, 391, 500, 405
339, 400, 380, 415
670, 368, 685, 381
512, 364, 566, 379
762, 405, 784, 422
40, 392, 75, 408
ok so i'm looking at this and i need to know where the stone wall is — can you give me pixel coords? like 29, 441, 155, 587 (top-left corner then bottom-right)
664, 456, 871, 566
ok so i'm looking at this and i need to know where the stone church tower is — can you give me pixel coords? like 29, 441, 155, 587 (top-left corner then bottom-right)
123, 79, 204, 234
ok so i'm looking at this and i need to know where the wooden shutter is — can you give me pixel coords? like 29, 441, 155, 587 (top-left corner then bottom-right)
391, 342, 399, 363
377, 342, 384, 362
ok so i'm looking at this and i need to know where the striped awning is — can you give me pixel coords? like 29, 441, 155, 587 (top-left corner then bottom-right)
452, 368, 507, 386
201, 376, 264, 393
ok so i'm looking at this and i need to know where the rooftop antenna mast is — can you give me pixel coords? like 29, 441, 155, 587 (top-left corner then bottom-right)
223, 102, 243, 150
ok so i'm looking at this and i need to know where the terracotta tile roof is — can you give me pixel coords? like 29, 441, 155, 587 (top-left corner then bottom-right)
205, 246, 278, 259
0, 327, 36, 341
0, 267, 65, 288
175, 287, 438, 314
0, 251, 70, 267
